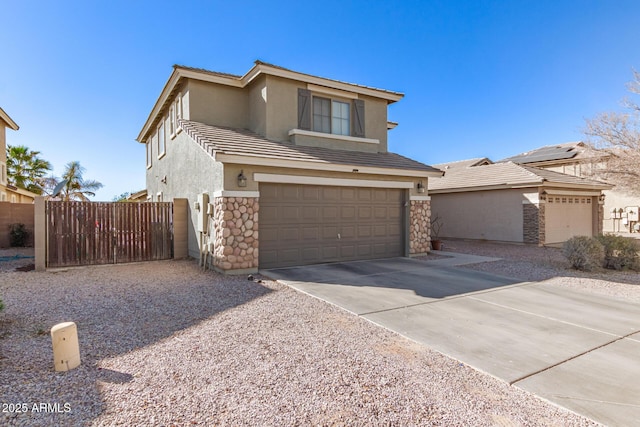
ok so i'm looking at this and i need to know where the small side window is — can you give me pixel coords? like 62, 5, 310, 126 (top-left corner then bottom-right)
169, 105, 175, 138
157, 120, 166, 158
146, 140, 152, 169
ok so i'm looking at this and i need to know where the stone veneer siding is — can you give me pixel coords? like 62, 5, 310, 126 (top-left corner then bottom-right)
409, 199, 431, 254
597, 200, 604, 235
213, 196, 259, 272
523, 202, 545, 244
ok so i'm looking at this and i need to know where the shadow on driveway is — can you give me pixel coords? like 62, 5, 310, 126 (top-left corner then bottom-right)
263, 257, 519, 315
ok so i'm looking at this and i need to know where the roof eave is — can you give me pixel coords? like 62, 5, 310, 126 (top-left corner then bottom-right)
0, 107, 19, 131
216, 153, 440, 178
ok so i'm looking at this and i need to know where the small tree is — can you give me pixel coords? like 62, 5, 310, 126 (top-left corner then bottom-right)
584, 70, 640, 196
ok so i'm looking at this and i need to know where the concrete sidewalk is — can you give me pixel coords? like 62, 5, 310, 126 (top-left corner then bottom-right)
264, 255, 640, 425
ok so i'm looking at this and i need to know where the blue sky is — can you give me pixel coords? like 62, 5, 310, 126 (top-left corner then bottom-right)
2, 0, 639, 201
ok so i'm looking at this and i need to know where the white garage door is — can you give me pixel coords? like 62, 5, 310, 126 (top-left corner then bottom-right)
545, 196, 593, 244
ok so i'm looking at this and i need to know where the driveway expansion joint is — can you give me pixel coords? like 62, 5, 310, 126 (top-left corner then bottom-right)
509, 330, 640, 386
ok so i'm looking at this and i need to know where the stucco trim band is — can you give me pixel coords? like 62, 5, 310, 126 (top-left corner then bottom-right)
288, 129, 379, 145
253, 173, 414, 188
213, 191, 261, 198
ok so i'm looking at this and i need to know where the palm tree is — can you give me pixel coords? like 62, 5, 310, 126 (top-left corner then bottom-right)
6, 145, 52, 194
57, 161, 103, 201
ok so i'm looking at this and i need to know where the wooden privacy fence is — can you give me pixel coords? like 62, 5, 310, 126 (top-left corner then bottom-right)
46, 201, 173, 268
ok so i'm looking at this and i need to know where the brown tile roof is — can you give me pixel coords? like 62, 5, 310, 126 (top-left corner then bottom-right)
432, 158, 492, 170
428, 161, 610, 192
179, 119, 440, 173
173, 64, 242, 79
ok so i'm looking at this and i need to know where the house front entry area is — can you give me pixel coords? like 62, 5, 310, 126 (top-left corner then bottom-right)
259, 183, 404, 269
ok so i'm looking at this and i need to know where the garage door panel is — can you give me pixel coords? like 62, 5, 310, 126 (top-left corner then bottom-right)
322, 226, 339, 239
302, 186, 320, 200
323, 187, 340, 201
322, 246, 339, 259
341, 206, 356, 219
302, 206, 320, 221
260, 183, 404, 268
358, 225, 372, 238
282, 186, 300, 200
282, 206, 300, 220
302, 227, 319, 241
358, 206, 372, 220
322, 206, 339, 221
358, 189, 372, 201
341, 225, 356, 239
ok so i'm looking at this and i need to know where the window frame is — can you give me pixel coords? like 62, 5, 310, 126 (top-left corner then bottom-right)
169, 105, 176, 138
175, 93, 183, 134
146, 139, 153, 169
311, 95, 350, 136
157, 120, 166, 159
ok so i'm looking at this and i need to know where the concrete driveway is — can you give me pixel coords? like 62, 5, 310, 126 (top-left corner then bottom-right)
263, 253, 640, 426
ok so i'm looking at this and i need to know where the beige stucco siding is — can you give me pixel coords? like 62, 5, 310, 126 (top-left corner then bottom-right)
263, 75, 299, 142
248, 76, 267, 136
0, 126, 6, 162
187, 80, 248, 129
360, 94, 388, 152
602, 190, 640, 232
430, 189, 527, 242
146, 129, 224, 258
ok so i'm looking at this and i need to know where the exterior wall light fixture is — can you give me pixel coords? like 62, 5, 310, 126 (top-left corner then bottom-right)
417, 181, 425, 193
237, 170, 247, 187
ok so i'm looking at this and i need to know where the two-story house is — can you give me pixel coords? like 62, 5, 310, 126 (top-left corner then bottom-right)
137, 61, 442, 274
0, 107, 37, 203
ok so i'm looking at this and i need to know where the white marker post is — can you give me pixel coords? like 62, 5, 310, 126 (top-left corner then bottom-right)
51, 322, 81, 372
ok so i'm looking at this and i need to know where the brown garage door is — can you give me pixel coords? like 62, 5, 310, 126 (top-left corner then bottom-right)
260, 183, 404, 268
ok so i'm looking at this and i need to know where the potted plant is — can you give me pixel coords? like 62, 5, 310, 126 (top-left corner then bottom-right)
431, 214, 444, 250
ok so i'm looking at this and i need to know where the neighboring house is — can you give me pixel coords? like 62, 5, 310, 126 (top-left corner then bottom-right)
501, 142, 639, 233
429, 161, 611, 245
127, 189, 148, 202
0, 107, 37, 203
137, 61, 442, 273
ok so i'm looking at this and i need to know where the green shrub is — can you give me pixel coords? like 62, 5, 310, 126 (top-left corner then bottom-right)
9, 223, 28, 247
562, 236, 604, 271
596, 234, 640, 271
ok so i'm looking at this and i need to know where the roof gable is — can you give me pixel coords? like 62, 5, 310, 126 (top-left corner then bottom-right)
0, 107, 19, 130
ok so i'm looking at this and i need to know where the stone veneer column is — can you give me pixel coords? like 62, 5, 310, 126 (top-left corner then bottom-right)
409, 199, 431, 254
212, 196, 259, 273
523, 202, 545, 244
597, 197, 604, 235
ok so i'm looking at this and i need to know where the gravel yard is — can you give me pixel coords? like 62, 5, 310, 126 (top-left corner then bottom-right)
443, 239, 640, 302
0, 244, 623, 426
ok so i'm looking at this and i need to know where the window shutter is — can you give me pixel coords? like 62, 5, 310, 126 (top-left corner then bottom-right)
352, 99, 365, 137
298, 88, 311, 130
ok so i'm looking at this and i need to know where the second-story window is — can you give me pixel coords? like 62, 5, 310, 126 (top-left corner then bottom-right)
312, 97, 350, 136
157, 120, 166, 158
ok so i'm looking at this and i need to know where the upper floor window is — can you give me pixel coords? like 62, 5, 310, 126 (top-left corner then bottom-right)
169, 105, 176, 137
157, 120, 166, 158
312, 97, 350, 136
298, 88, 364, 138
146, 140, 152, 168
